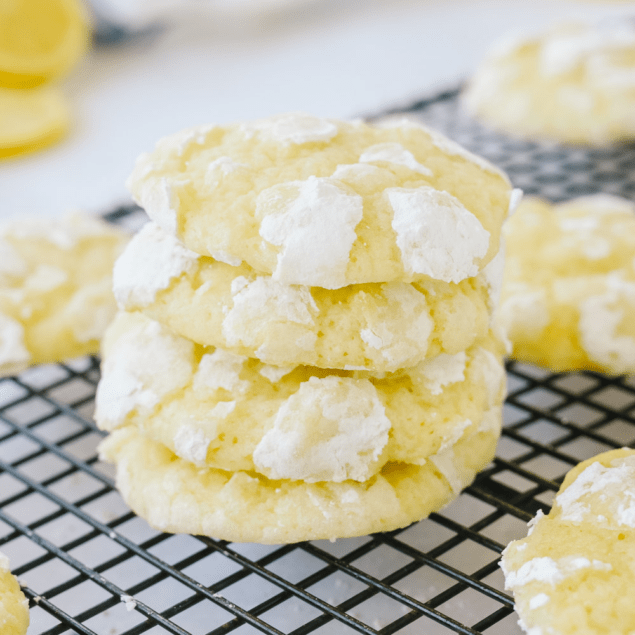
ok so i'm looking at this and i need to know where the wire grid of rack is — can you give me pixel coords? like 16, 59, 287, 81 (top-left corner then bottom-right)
2, 89, 635, 635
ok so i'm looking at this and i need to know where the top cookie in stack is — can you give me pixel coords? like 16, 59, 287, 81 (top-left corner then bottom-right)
97, 113, 518, 544
126, 113, 514, 288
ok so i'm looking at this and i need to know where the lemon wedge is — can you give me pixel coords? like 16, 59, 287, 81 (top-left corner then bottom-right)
0, 0, 89, 88
0, 85, 69, 158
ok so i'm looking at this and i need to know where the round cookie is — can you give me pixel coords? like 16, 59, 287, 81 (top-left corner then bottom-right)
95, 311, 506, 482
0, 211, 129, 377
113, 222, 496, 372
0, 552, 29, 635
98, 406, 501, 544
463, 20, 635, 145
499, 195, 635, 374
126, 113, 516, 289
501, 448, 635, 635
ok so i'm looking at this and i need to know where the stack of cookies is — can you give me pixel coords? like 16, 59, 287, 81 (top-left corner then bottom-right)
95, 113, 518, 544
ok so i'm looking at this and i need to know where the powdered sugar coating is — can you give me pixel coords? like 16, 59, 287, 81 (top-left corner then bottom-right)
359, 142, 433, 176
173, 426, 211, 465
135, 177, 180, 236
241, 112, 339, 145
258, 365, 294, 383
578, 274, 635, 374
0, 240, 27, 280
504, 556, 612, 589
556, 455, 635, 527
65, 278, 118, 343
95, 316, 195, 429
539, 20, 635, 78
0, 313, 30, 374
429, 445, 463, 494
499, 282, 550, 338
258, 176, 363, 289
205, 156, 250, 181
252, 376, 391, 483
388, 186, 490, 283
359, 282, 434, 367
416, 352, 467, 396
113, 222, 200, 308
508, 188, 523, 217
193, 349, 249, 394
529, 593, 550, 610
222, 276, 318, 356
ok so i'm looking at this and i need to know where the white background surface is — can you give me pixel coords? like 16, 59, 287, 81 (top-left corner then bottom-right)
1, 0, 633, 219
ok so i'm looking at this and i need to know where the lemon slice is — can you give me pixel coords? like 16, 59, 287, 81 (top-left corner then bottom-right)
0, 0, 89, 88
0, 85, 69, 158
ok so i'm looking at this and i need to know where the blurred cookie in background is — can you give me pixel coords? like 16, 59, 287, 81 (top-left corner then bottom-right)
499, 194, 635, 374
462, 19, 635, 145
0, 211, 129, 377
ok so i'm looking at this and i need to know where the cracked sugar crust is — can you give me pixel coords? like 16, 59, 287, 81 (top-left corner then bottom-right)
462, 19, 635, 145
498, 195, 635, 373
94, 311, 506, 481
126, 113, 513, 288
501, 448, 635, 635
114, 222, 493, 372
0, 211, 129, 377
0, 552, 29, 635
98, 408, 500, 544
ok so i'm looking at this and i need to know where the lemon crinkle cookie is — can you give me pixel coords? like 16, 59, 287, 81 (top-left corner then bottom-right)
112, 221, 497, 371
95, 311, 506, 481
499, 194, 635, 374
501, 448, 635, 635
0, 552, 29, 635
126, 113, 517, 288
0, 211, 129, 376
463, 20, 635, 145
99, 403, 501, 544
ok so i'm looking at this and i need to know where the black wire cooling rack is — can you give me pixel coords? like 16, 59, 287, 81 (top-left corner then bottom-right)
2, 90, 635, 635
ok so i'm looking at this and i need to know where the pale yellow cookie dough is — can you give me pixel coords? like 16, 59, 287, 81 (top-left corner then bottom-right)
501, 448, 635, 635
126, 113, 516, 289
95, 311, 506, 482
98, 407, 501, 544
463, 20, 635, 145
113, 222, 497, 372
499, 195, 635, 374
0, 553, 29, 635
0, 211, 129, 376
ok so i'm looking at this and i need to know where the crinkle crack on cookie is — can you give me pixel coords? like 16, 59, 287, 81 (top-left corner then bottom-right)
98, 407, 501, 544
499, 195, 635, 373
113, 222, 494, 371
95, 312, 506, 481
0, 552, 29, 635
501, 448, 635, 635
0, 211, 129, 376
463, 20, 635, 144
126, 113, 514, 288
